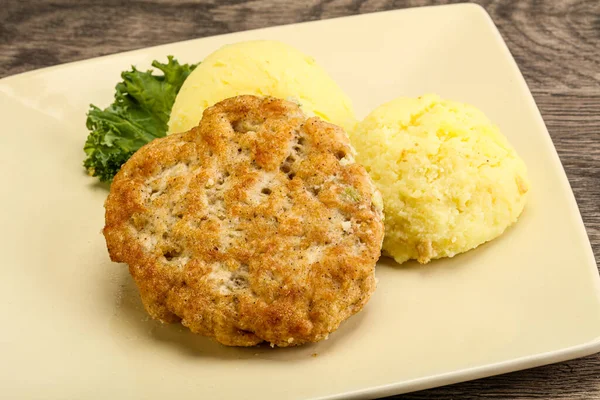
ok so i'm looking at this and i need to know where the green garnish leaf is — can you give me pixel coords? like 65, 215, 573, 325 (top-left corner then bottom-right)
83, 56, 198, 182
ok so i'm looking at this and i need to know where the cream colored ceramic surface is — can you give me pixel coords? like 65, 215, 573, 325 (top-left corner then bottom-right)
1, 4, 600, 400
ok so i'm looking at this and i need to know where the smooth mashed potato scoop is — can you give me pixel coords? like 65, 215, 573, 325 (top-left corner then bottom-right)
168, 40, 356, 134
351, 94, 529, 265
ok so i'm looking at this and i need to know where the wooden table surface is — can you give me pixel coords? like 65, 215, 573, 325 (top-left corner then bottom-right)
2, 0, 599, 398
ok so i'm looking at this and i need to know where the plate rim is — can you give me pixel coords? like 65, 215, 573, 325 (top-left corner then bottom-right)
324, 338, 600, 399
0, 3, 480, 83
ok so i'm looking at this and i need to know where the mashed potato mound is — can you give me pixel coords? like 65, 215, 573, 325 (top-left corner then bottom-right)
169, 40, 356, 134
351, 94, 530, 264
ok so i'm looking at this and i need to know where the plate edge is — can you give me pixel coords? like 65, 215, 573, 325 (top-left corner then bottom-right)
326, 337, 600, 400
0, 3, 478, 83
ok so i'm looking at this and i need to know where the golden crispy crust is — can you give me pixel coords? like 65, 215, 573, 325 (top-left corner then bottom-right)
104, 95, 384, 346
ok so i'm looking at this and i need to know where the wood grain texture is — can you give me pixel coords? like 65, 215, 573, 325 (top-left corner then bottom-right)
1, 0, 599, 399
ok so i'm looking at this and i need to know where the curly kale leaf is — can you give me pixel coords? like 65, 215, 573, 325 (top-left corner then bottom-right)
83, 56, 197, 182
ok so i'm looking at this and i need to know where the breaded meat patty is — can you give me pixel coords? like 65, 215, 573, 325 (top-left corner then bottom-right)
104, 95, 384, 347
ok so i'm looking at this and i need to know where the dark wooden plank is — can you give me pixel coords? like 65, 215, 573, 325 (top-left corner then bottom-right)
1, 0, 599, 399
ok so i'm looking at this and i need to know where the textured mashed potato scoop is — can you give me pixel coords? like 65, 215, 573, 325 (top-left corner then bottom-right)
351, 94, 529, 265
168, 40, 356, 134
104, 95, 384, 347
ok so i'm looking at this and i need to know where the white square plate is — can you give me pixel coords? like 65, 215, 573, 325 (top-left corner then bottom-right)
1, 4, 599, 399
